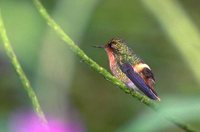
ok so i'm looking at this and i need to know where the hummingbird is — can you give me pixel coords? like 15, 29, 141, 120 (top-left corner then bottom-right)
97, 38, 160, 101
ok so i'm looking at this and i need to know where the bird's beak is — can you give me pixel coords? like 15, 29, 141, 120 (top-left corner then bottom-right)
91, 45, 104, 48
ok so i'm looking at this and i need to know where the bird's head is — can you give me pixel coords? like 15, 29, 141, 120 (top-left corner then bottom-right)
105, 38, 128, 55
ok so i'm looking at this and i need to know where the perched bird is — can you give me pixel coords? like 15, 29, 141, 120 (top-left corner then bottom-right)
104, 38, 160, 101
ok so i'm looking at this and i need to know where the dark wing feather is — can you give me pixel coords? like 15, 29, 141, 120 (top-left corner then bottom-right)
141, 67, 158, 96
120, 63, 158, 100
142, 67, 155, 81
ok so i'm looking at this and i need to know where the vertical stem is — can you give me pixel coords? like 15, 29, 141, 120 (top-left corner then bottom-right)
0, 11, 47, 123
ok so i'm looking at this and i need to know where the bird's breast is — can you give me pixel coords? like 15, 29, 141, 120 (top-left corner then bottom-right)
105, 48, 130, 84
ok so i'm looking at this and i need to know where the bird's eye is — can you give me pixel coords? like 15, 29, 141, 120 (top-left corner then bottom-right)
110, 42, 117, 49
108, 43, 112, 48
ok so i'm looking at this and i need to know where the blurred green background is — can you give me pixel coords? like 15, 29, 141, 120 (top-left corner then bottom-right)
0, 0, 200, 132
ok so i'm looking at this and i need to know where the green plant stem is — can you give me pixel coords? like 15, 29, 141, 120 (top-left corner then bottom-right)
33, 0, 198, 132
33, 0, 156, 109
0, 11, 47, 123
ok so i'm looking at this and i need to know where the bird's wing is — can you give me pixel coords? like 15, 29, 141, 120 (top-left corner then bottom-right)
119, 63, 159, 100
140, 67, 158, 96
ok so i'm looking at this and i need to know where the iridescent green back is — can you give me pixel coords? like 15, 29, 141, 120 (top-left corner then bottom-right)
109, 38, 142, 65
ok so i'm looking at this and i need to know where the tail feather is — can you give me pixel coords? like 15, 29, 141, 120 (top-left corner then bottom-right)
120, 63, 160, 100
